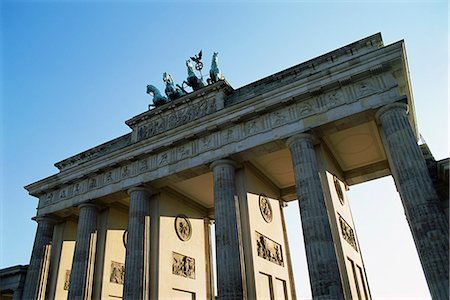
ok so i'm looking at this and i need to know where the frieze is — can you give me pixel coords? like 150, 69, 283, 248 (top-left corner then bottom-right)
256, 231, 283, 266
38, 73, 399, 210
110, 261, 125, 284
338, 214, 358, 251
136, 97, 217, 141
172, 252, 195, 279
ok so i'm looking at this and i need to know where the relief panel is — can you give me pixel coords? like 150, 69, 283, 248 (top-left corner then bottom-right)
338, 214, 358, 251
256, 231, 284, 266
110, 261, 125, 285
172, 252, 195, 279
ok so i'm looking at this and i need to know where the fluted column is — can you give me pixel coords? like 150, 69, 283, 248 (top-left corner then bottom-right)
376, 103, 449, 299
287, 134, 344, 299
211, 159, 246, 300
123, 187, 151, 300
68, 203, 98, 300
22, 216, 56, 300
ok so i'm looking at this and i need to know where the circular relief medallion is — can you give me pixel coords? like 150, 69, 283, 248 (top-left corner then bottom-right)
259, 194, 273, 223
175, 215, 192, 241
122, 230, 128, 248
334, 176, 345, 205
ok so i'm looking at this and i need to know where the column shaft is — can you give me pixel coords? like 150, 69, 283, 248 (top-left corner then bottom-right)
123, 187, 151, 300
22, 217, 55, 300
211, 160, 246, 300
287, 134, 344, 299
68, 204, 98, 300
377, 103, 449, 299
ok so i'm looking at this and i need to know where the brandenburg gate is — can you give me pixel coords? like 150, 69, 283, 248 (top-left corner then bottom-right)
20, 33, 448, 299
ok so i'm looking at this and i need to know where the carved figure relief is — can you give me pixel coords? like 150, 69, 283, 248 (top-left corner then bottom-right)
45, 193, 53, 205
356, 80, 375, 97
88, 178, 97, 189
110, 261, 125, 284
105, 171, 113, 183
338, 214, 358, 251
259, 194, 273, 223
200, 136, 213, 151
247, 119, 261, 135
172, 252, 195, 279
175, 215, 192, 241
298, 101, 312, 115
64, 270, 70, 290
121, 166, 130, 178
272, 111, 288, 126
59, 189, 66, 199
140, 159, 148, 171
326, 90, 344, 107
137, 98, 217, 141
256, 231, 283, 266
334, 176, 345, 205
177, 145, 191, 160
223, 128, 235, 143
73, 183, 81, 194
159, 152, 169, 166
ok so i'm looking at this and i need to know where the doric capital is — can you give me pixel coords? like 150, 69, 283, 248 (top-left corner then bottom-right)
78, 202, 98, 210
375, 102, 409, 123
286, 133, 319, 149
210, 159, 238, 171
127, 186, 151, 196
33, 215, 58, 224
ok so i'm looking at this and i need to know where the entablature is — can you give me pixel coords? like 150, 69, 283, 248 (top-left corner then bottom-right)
25, 35, 414, 216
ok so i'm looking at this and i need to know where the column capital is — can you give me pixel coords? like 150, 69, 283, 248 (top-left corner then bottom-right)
375, 102, 409, 123
77, 202, 98, 211
210, 159, 238, 170
127, 186, 151, 196
33, 215, 58, 224
286, 133, 319, 148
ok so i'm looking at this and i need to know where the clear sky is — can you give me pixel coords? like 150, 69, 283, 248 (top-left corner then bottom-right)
1, 1, 448, 299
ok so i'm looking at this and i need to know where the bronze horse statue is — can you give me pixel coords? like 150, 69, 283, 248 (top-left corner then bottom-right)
208, 52, 224, 84
163, 72, 186, 101
146, 84, 168, 107
182, 60, 205, 91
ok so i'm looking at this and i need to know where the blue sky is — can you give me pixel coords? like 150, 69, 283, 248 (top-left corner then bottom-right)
1, 1, 448, 299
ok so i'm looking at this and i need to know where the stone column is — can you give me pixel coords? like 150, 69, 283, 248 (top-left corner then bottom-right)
123, 187, 151, 300
287, 134, 344, 299
210, 159, 246, 300
376, 103, 449, 299
22, 216, 56, 300
68, 203, 98, 300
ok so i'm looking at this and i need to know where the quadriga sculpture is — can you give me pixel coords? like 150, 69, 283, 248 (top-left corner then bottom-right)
163, 72, 186, 101
183, 60, 205, 91
146, 84, 168, 107
208, 52, 224, 84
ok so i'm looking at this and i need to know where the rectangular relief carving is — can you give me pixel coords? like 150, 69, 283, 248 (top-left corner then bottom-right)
137, 98, 217, 141
338, 214, 358, 251
256, 231, 284, 266
110, 261, 125, 284
64, 270, 70, 290
172, 252, 195, 279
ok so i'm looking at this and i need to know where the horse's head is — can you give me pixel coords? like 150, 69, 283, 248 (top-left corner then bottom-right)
163, 72, 173, 85
212, 52, 219, 61
146, 84, 157, 95
186, 59, 193, 70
